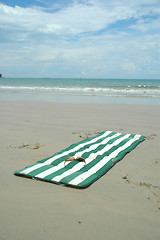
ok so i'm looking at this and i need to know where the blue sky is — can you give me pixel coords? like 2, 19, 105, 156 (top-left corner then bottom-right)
0, 0, 160, 78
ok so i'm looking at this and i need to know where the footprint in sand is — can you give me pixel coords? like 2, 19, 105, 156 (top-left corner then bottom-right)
122, 175, 130, 183
122, 174, 160, 209
72, 130, 103, 139
146, 133, 157, 140
9, 143, 40, 150
154, 158, 160, 164
139, 182, 160, 207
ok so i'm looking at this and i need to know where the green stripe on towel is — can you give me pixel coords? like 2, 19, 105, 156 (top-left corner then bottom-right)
14, 131, 145, 188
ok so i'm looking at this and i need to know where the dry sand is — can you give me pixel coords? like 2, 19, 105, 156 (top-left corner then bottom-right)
0, 101, 160, 240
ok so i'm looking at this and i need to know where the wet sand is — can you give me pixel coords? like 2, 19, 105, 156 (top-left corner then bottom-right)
0, 101, 160, 240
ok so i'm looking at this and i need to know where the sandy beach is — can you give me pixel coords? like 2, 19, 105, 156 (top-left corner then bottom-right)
0, 101, 160, 240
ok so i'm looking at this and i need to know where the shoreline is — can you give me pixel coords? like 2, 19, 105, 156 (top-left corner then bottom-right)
1, 92, 160, 105
0, 101, 160, 239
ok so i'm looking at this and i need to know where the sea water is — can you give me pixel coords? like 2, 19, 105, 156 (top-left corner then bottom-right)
0, 78, 160, 105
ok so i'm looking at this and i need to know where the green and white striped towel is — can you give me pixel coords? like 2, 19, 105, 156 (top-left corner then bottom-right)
14, 131, 145, 188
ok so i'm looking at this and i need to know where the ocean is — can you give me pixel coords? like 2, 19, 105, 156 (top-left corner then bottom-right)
0, 78, 160, 105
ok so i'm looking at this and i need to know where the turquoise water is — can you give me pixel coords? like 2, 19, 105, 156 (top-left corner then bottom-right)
0, 78, 160, 105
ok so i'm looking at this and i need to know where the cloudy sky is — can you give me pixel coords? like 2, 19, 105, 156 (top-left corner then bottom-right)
0, 0, 160, 78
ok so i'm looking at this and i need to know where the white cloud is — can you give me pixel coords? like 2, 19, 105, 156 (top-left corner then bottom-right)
130, 18, 160, 32
0, 0, 157, 37
121, 62, 137, 73
0, 0, 160, 78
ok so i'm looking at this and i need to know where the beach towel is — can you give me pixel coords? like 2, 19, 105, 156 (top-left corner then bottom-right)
14, 131, 145, 188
